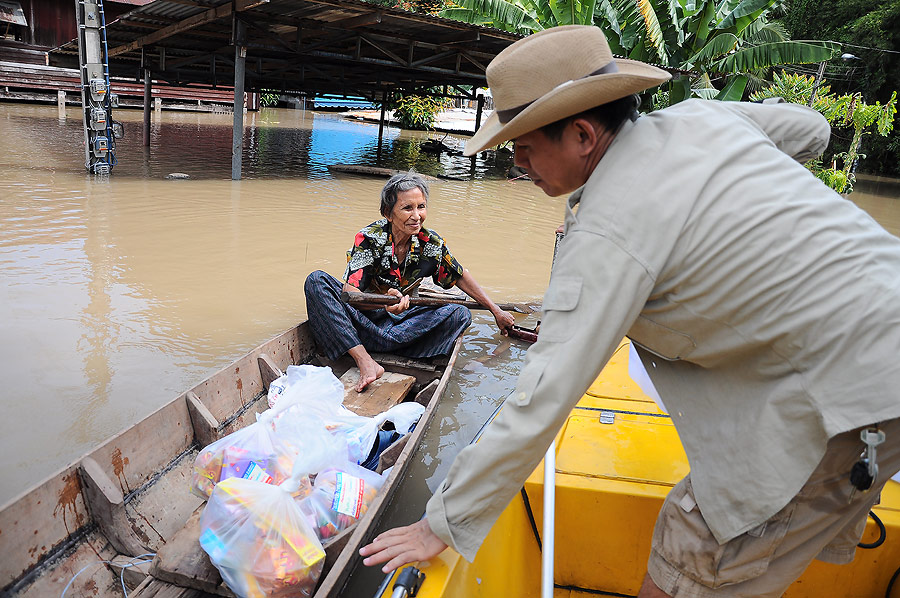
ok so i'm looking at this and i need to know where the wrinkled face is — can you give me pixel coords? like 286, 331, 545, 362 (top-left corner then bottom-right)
513, 127, 586, 197
387, 187, 427, 238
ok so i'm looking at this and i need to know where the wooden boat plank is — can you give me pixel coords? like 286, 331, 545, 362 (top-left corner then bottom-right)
12, 531, 118, 598
313, 336, 462, 597
257, 353, 283, 390
339, 370, 416, 417
125, 451, 205, 551
80, 456, 151, 557
110, 554, 153, 591
130, 577, 215, 598
150, 505, 226, 595
186, 392, 220, 449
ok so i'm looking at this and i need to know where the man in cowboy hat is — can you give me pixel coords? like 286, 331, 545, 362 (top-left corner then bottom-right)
360, 25, 900, 597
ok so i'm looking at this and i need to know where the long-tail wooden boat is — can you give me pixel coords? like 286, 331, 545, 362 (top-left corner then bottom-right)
379, 338, 900, 598
1, 320, 462, 598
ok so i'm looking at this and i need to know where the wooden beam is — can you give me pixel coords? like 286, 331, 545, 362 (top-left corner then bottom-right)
330, 10, 383, 29
257, 353, 283, 390
185, 391, 219, 448
360, 35, 406, 67
79, 457, 152, 557
109, 4, 233, 57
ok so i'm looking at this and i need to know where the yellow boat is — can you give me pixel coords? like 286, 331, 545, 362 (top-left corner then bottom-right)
380, 339, 900, 598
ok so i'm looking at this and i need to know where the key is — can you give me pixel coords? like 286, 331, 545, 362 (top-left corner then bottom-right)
861, 427, 885, 480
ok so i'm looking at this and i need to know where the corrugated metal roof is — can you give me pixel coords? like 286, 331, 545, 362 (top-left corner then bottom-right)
50, 0, 522, 99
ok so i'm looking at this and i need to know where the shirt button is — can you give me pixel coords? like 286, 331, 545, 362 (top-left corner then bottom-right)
517, 392, 527, 403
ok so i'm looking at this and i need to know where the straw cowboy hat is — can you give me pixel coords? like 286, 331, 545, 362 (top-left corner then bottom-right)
464, 25, 671, 156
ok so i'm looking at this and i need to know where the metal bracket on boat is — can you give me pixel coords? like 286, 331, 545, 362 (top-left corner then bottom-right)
599, 410, 616, 424
78, 457, 152, 557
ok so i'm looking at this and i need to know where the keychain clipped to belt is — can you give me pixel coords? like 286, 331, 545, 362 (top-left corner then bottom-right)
849, 425, 886, 495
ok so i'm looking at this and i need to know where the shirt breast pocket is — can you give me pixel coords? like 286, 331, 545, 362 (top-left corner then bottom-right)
538, 276, 582, 343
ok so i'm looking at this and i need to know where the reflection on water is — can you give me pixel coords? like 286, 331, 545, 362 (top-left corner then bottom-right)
0, 103, 561, 507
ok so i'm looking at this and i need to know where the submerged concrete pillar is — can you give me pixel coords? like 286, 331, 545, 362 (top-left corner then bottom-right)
57, 90, 66, 118
143, 68, 151, 147
231, 19, 247, 181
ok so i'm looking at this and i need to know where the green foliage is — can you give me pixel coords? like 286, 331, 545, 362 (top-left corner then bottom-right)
782, 0, 900, 175
367, 0, 445, 14
592, 0, 839, 101
259, 90, 280, 107
379, 91, 453, 130
750, 70, 898, 193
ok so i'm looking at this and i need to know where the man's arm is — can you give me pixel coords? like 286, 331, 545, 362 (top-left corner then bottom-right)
726, 99, 830, 164
362, 229, 654, 567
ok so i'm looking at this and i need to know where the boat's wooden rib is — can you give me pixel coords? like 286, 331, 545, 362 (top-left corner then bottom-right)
186, 392, 220, 449
1, 321, 460, 598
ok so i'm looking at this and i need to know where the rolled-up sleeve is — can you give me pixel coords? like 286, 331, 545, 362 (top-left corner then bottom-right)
425, 229, 655, 560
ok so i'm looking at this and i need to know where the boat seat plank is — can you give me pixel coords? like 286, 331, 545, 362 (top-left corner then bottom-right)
150, 506, 234, 596
150, 504, 355, 596
130, 577, 216, 597
339, 370, 416, 417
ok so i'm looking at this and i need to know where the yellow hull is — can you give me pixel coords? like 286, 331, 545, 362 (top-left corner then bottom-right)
384, 340, 900, 598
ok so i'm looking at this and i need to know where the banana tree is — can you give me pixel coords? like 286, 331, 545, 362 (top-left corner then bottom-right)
439, 0, 598, 34
594, 0, 839, 103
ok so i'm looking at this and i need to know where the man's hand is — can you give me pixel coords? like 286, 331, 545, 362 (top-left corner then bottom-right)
385, 287, 410, 315
359, 518, 448, 573
493, 308, 515, 335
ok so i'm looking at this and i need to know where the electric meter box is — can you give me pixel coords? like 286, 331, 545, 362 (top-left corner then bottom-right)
89, 79, 107, 101
90, 108, 107, 131
109, 93, 119, 108
93, 136, 109, 156
93, 162, 110, 175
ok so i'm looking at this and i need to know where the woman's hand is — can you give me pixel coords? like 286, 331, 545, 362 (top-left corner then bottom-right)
385, 287, 410, 315
359, 518, 448, 573
493, 308, 515, 335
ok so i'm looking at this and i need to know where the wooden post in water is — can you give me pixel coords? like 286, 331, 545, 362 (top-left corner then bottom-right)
232, 19, 247, 181
377, 90, 388, 166
143, 68, 151, 147
475, 92, 484, 131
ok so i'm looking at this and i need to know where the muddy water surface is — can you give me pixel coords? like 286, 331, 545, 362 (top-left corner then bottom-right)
0, 103, 559, 507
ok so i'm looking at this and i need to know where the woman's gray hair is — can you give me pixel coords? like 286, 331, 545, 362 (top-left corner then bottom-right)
380, 172, 429, 217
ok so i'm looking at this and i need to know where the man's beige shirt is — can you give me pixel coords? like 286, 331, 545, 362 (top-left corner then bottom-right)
426, 99, 900, 561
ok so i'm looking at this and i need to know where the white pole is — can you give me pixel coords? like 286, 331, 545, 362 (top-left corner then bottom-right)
541, 441, 556, 598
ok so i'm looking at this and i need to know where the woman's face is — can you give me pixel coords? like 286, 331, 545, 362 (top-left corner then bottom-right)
387, 187, 427, 239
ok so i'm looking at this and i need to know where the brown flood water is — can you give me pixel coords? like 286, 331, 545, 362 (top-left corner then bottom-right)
0, 102, 558, 509
2, 102, 900, 594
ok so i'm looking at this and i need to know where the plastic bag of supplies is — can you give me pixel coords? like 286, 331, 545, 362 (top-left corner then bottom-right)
298, 462, 386, 543
199, 476, 326, 598
189, 417, 298, 499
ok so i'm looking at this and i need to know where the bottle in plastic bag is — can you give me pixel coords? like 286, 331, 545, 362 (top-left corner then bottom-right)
298, 463, 386, 543
199, 477, 326, 598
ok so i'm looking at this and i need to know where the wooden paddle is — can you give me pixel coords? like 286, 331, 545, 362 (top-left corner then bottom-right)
340, 290, 538, 314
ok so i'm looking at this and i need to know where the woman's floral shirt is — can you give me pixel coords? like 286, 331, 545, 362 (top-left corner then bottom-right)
343, 219, 465, 292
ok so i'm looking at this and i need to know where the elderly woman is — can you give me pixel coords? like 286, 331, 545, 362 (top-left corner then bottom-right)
305, 172, 515, 392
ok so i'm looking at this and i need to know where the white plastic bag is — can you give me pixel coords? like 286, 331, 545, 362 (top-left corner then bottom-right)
268, 364, 344, 410
199, 477, 325, 598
